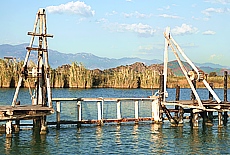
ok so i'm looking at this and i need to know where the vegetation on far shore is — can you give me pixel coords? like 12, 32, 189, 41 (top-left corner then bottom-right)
0, 58, 229, 89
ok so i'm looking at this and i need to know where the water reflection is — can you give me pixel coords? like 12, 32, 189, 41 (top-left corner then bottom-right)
30, 130, 48, 154
76, 127, 81, 143
96, 126, 102, 147
150, 124, 164, 154
5, 137, 12, 154
132, 124, 138, 150
115, 125, 121, 145
55, 130, 60, 144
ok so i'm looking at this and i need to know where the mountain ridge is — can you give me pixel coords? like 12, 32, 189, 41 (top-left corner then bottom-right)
0, 43, 229, 76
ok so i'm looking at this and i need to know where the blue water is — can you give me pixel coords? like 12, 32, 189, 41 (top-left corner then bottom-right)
0, 88, 230, 154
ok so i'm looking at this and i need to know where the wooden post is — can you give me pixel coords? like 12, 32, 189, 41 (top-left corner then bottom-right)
117, 101, 121, 120
135, 100, 139, 123
14, 119, 20, 133
200, 111, 208, 126
207, 83, 213, 124
190, 80, 196, 125
33, 118, 41, 130
192, 109, 199, 128
178, 106, 184, 126
56, 101, 61, 129
152, 99, 160, 123
218, 111, 223, 127
159, 74, 164, 101
77, 101, 82, 127
6, 120, 12, 138
191, 79, 196, 100
175, 85, 180, 119
163, 27, 170, 102
97, 101, 102, 125
152, 100, 154, 120
40, 116, 47, 134
159, 74, 164, 122
223, 71, 228, 125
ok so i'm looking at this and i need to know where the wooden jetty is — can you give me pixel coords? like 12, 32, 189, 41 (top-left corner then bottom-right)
48, 27, 230, 128
0, 10, 230, 138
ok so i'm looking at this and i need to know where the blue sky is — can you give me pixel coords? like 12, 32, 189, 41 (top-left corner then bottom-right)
1, 0, 230, 66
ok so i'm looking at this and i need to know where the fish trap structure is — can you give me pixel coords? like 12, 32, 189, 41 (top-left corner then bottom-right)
1, 10, 230, 138
158, 27, 230, 127
49, 28, 230, 128
0, 8, 54, 137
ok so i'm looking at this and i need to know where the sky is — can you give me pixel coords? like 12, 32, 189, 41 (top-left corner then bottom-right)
1, 0, 230, 67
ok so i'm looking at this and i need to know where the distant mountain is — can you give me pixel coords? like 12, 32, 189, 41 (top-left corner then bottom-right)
195, 62, 229, 69
0, 43, 162, 69
0, 43, 229, 76
168, 60, 230, 76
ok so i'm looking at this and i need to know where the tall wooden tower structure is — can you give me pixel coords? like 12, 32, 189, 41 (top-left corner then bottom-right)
12, 8, 53, 108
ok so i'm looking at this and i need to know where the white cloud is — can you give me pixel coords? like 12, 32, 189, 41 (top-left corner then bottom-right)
158, 14, 181, 19
46, 1, 95, 17
209, 54, 223, 60
210, 54, 216, 60
108, 23, 156, 37
105, 11, 118, 16
165, 5, 170, 10
123, 11, 153, 18
202, 7, 230, 16
96, 18, 108, 24
205, 0, 230, 4
138, 45, 153, 51
158, 5, 171, 11
171, 24, 198, 35
202, 30, 216, 35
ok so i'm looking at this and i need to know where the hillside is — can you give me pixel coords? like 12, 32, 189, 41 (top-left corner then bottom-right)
0, 43, 162, 69
0, 43, 229, 76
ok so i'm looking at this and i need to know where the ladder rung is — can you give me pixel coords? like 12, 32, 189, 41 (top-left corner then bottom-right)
26, 47, 47, 51
27, 32, 53, 37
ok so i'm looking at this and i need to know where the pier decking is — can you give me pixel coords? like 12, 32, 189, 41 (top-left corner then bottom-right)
0, 105, 54, 121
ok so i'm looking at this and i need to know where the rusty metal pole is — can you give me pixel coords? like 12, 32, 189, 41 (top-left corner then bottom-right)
223, 71, 228, 125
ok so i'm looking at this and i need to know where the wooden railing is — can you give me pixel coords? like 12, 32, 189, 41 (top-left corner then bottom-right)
51, 97, 159, 128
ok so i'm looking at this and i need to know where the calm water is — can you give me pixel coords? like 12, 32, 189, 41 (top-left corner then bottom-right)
0, 88, 230, 154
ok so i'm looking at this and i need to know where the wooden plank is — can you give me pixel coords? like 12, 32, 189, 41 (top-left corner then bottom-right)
27, 32, 53, 37
52, 97, 156, 102
47, 117, 154, 125
0, 105, 54, 111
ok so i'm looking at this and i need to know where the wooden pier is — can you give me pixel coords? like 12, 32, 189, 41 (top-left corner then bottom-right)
49, 79, 230, 128
0, 10, 230, 139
